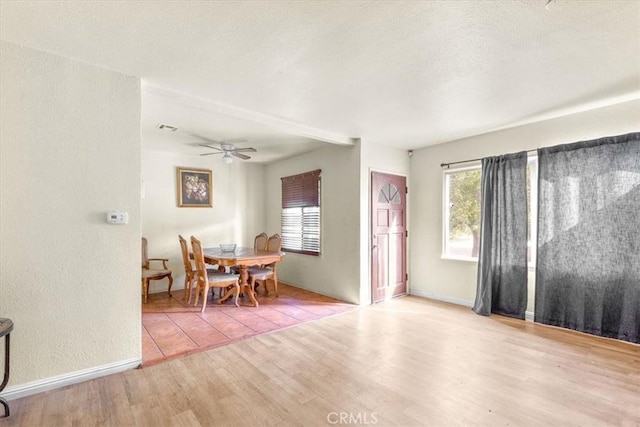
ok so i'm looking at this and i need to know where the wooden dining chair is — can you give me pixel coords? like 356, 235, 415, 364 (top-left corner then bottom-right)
230, 232, 268, 275
178, 235, 199, 304
254, 232, 268, 252
179, 235, 224, 303
191, 235, 240, 312
141, 237, 173, 303
248, 233, 282, 297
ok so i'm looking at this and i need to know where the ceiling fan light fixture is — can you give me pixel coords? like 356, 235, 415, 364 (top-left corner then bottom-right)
222, 153, 233, 164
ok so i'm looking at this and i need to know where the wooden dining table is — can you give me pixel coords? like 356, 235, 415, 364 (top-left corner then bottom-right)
202, 246, 283, 307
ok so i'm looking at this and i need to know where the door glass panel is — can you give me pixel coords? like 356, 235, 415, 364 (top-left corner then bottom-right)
378, 183, 401, 204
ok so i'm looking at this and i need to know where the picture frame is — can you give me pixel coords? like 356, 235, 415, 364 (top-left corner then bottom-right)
177, 167, 212, 207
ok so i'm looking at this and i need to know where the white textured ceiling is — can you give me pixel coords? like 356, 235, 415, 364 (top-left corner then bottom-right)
1, 0, 639, 162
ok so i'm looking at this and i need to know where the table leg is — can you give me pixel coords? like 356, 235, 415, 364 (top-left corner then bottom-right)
239, 266, 259, 307
218, 285, 239, 307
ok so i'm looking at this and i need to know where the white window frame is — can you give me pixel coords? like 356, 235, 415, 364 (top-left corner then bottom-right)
442, 164, 482, 262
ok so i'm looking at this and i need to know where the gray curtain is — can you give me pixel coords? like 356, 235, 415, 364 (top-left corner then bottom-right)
535, 132, 640, 344
473, 152, 528, 319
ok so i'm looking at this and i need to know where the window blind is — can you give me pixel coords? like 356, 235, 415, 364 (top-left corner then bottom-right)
281, 169, 321, 208
281, 169, 321, 255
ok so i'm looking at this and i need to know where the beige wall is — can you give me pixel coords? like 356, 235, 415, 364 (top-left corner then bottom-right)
409, 100, 640, 313
265, 143, 362, 304
0, 42, 142, 386
141, 150, 266, 293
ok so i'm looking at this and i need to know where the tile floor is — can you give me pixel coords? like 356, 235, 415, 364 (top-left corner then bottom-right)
142, 283, 357, 366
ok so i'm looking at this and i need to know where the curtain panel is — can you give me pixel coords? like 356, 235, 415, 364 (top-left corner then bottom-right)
535, 132, 640, 344
473, 152, 529, 319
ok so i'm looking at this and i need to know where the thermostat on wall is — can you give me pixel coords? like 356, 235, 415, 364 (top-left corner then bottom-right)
107, 211, 128, 225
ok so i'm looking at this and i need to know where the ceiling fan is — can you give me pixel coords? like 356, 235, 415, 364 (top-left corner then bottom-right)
198, 139, 257, 164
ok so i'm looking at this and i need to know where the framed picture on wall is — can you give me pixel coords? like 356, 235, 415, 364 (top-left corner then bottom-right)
177, 167, 212, 207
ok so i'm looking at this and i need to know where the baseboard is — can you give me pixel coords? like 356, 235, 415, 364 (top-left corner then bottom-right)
1, 358, 141, 401
409, 290, 535, 322
408, 289, 473, 308
278, 280, 360, 305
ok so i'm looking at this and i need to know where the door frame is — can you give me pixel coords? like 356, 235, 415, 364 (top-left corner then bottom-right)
369, 169, 409, 304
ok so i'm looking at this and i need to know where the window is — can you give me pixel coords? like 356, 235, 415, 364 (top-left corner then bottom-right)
443, 166, 482, 260
442, 156, 538, 265
281, 169, 321, 255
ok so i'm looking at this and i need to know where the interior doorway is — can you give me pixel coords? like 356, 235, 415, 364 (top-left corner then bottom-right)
371, 172, 407, 303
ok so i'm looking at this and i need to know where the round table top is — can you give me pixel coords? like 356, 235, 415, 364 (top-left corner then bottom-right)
0, 318, 13, 337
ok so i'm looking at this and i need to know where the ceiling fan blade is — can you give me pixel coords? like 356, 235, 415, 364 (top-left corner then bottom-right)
231, 147, 257, 153
232, 152, 251, 160
198, 143, 223, 152
199, 152, 223, 156
190, 133, 220, 143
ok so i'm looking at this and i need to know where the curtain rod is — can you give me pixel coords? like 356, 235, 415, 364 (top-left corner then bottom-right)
440, 149, 538, 168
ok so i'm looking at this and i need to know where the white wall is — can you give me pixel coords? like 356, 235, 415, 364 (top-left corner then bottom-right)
0, 42, 142, 387
142, 150, 266, 294
265, 143, 362, 304
409, 100, 640, 312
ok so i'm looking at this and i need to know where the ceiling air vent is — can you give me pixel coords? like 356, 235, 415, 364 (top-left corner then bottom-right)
156, 123, 178, 131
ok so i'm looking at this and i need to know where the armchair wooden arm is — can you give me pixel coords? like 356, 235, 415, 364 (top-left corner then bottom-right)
148, 258, 170, 269
141, 238, 173, 303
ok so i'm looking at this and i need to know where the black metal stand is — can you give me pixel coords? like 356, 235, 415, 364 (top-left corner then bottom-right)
0, 318, 13, 418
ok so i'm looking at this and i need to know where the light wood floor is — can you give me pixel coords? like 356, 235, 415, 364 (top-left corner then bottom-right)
2, 296, 639, 426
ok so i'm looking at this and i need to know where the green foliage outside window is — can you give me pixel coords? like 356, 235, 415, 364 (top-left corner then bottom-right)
448, 170, 481, 257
